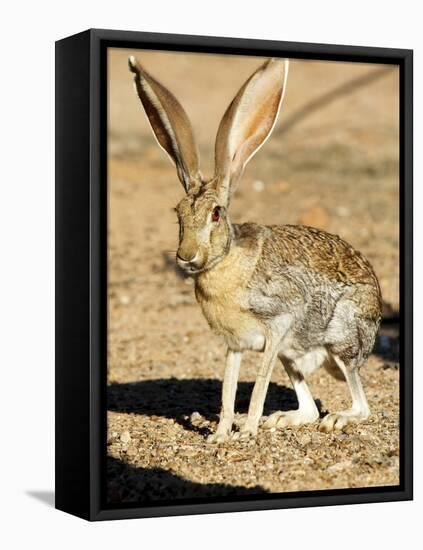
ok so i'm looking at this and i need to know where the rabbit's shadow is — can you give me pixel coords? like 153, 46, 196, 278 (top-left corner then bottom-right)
107, 378, 322, 434
107, 456, 267, 503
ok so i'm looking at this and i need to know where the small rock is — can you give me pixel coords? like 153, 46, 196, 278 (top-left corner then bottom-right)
120, 431, 131, 444
126, 446, 138, 458
107, 431, 120, 445
190, 411, 203, 424
253, 180, 265, 192
119, 294, 130, 306
298, 434, 312, 446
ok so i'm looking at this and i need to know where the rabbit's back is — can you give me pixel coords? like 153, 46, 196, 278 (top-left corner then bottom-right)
243, 223, 380, 288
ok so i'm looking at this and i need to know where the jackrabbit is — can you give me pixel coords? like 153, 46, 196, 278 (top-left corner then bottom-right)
129, 56, 382, 443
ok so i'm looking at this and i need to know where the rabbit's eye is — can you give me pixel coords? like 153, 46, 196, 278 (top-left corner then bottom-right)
212, 206, 220, 222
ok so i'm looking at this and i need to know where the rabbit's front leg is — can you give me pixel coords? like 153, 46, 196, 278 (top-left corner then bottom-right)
207, 349, 242, 443
235, 339, 279, 441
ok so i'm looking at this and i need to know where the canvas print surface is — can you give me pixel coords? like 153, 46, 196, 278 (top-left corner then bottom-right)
106, 48, 399, 505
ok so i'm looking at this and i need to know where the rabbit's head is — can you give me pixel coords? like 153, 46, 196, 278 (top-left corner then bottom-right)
129, 55, 288, 273
172, 181, 231, 273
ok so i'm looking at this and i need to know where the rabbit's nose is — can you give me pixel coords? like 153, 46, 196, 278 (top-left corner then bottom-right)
177, 251, 198, 263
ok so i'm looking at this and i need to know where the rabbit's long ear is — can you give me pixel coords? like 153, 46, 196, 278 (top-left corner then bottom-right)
214, 58, 288, 205
129, 56, 201, 193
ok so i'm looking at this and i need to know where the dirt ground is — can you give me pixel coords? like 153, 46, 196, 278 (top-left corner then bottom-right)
106, 48, 400, 504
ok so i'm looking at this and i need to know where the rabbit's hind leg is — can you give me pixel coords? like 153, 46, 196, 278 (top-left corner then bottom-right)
319, 355, 370, 432
263, 352, 322, 430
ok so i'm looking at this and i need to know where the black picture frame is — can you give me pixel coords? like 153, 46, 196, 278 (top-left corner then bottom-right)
55, 28, 413, 521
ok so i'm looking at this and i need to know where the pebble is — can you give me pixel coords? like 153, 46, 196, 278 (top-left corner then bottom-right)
120, 431, 131, 444
298, 435, 312, 446
119, 294, 131, 305
190, 411, 203, 424
126, 446, 138, 458
253, 180, 265, 192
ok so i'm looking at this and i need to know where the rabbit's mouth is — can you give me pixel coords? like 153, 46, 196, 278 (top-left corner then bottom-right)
176, 253, 206, 275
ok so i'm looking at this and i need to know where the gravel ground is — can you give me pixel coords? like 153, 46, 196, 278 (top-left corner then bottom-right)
107, 49, 400, 504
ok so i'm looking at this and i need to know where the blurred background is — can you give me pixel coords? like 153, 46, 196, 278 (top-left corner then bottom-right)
107, 48, 400, 503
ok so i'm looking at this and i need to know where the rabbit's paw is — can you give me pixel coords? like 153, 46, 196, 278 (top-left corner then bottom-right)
263, 409, 319, 429
319, 411, 364, 432
231, 425, 257, 441
207, 432, 230, 444
207, 425, 233, 444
